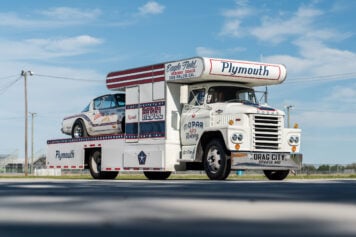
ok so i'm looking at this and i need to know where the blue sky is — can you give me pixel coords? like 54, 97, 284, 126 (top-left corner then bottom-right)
0, 0, 355, 165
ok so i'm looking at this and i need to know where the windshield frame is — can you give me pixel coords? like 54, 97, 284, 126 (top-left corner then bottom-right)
207, 86, 258, 105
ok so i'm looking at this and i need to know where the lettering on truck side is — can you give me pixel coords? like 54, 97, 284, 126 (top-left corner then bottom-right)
55, 150, 75, 160
221, 62, 270, 77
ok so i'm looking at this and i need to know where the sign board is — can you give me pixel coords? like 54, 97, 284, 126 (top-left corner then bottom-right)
165, 57, 204, 81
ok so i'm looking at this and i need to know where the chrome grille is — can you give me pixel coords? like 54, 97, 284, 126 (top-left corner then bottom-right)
253, 115, 282, 150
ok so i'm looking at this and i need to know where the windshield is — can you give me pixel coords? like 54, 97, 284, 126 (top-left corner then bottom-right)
207, 86, 257, 104
82, 104, 90, 112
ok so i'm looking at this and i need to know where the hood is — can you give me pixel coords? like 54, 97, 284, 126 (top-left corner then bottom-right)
210, 102, 285, 116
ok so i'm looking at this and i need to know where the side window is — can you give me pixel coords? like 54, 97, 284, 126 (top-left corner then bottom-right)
115, 94, 125, 107
188, 88, 205, 106
93, 97, 102, 110
94, 95, 116, 110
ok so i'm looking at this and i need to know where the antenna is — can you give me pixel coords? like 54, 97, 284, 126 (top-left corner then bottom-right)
264, 86, 268, 104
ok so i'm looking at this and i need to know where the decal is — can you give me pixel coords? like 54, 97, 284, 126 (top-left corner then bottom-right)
209, 59, 283, 81
142, 106, 163, 120
222, 62, 270, 77
183, 121, 204, 141
165, 58, 204, 80
138, 151, 147, 165
55, 150, 74, 160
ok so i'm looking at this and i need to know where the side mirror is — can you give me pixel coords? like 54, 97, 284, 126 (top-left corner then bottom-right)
180, 85, 189, 104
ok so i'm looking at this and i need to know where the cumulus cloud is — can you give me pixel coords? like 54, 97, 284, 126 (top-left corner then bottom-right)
39, 7, 102, 20
219, 1, 254, 37
0, 35, 103, 60
0, 7, 101, 28
196, 46, 245, 57
138, 1, 165, 15
327, 84, 356, 103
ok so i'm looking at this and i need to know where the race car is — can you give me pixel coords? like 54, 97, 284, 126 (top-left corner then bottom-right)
61, 93, 125, 138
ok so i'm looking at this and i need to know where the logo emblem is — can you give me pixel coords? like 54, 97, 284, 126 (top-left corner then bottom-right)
138, 151, 147, 165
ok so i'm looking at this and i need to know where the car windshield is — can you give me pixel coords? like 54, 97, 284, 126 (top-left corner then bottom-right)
207, 86, 257, 104
82, 104, 90, 112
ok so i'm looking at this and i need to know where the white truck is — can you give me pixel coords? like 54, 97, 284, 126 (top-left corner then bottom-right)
47, 57, 302, 180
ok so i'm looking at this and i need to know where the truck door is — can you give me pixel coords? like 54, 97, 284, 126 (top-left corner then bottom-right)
180, 88, 209, 146
125, 86, 139, 142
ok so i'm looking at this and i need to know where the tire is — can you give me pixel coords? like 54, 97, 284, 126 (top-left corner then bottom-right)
144, 171, 171, 180
89, 150, 118, 179
263, 170, 289, 180
72, 120, 88, 138
203, 139, 231, 180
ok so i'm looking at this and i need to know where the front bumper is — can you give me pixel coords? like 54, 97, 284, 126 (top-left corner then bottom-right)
231, 151, 303, 170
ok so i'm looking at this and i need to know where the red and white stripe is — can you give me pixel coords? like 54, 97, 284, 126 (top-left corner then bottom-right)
106, 64, 165, 90
48, 165, 84, 169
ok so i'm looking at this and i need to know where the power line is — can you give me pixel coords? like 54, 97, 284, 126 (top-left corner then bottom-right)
0, 74, 19, 80
35, 73, 103, 83
285, 72, 356, 85
0, 76, 22, 95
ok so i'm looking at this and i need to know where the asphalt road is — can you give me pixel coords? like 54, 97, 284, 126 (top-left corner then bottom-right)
0, 178, 355, 237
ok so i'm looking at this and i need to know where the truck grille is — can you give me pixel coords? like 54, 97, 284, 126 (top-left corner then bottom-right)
252, 115, 282, 150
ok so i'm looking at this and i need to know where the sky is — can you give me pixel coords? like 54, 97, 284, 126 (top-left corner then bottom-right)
0, 0, 355, 165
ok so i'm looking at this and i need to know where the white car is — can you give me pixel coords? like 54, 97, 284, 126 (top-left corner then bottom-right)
62, 93, 125, 138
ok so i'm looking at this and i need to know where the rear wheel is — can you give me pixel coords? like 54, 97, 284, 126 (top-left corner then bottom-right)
204, 139, 231, 180
72, 120, 88, 138
89, 150, 118, 179
263, 170, 289, 180
144, 171, 171, 180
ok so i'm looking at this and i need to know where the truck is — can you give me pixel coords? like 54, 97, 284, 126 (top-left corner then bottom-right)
47, 57, 302, 180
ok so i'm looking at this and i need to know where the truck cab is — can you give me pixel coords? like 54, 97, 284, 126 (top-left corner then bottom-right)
179, 81, 301, 180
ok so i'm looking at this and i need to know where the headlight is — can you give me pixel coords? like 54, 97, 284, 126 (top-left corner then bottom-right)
231, 133, 243, 144
288, 135, 300, 145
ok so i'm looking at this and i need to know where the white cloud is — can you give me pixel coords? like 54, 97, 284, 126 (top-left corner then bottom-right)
0, 35, 103, 60
265, 40, 356, 79
250, 6, 326, 43
0, 7, 101, 28
138, 1, 165, 15
298, 111, 356, 128
196, 46, 245, 57
327, 84, 356, 103
219, 1, 254, 37
39, 7, 101, 20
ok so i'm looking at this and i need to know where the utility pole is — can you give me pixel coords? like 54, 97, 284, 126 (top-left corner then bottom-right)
21, 70, 33, 176
29, 112, 37, 174
286, 105, 294, 128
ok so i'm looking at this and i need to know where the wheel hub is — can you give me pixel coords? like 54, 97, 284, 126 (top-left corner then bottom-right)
207, 148, 221, 173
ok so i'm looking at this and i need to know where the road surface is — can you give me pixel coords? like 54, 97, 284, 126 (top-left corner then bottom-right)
0, 178, 355, 237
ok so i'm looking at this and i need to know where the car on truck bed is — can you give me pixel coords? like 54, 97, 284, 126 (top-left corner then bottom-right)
61, 92, 125, 138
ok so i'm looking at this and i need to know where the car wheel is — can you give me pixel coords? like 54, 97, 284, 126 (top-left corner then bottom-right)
72, 120, 88, 138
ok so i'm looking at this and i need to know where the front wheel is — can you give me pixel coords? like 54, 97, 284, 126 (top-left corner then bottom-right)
263, 170, 289, 180
204, 139, 231, 180
144, 171, 171, 180
89, 150, 118, 179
